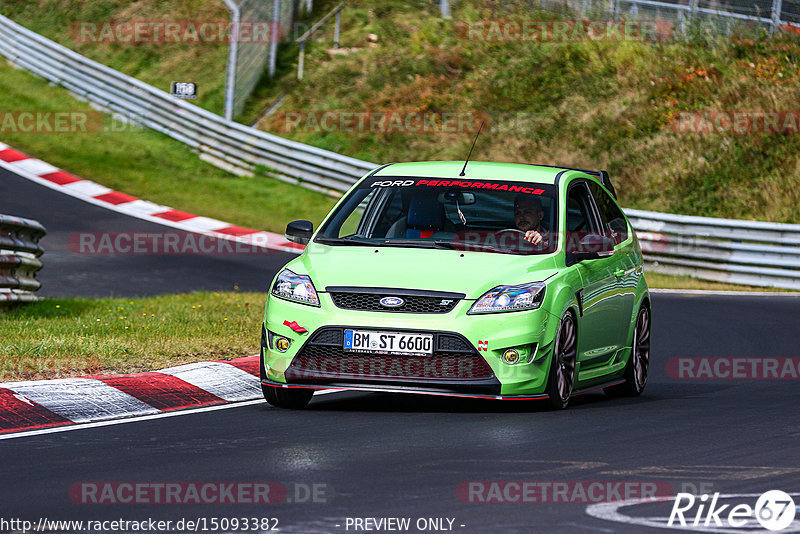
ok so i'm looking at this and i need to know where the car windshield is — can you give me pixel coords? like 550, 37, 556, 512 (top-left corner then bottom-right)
316, 176, 558, 255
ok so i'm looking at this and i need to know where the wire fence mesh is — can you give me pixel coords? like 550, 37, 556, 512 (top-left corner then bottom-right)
224, 0, 303, 120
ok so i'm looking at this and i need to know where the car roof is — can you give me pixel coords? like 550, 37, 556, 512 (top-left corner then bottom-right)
371, 161, 600, 185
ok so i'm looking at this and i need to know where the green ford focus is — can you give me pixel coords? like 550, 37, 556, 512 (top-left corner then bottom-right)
260, 161, 651, 409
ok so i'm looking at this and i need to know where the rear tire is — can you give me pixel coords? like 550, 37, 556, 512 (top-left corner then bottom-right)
262, 384, 313, 409
545, 311, 577, 410
605, 304, 651, 398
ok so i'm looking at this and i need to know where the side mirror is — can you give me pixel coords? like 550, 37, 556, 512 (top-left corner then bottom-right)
285, 220, 313, 245
565, 234, 615, 266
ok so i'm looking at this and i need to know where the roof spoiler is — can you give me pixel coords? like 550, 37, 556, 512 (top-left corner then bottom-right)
557, 166, 618, 199
598, 170, 617, 199
525, 163, 618, 199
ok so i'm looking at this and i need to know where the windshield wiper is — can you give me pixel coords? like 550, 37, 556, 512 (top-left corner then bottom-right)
376, 239, 455, 250
435, 240, 534, 255
315, 237, 375, 246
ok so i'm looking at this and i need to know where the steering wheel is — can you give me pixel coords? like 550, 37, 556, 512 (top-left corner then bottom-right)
493, 227, 550, 250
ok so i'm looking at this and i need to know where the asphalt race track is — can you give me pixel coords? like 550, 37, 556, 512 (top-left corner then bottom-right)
0, 166, 296, 297
2, 167, 800, 533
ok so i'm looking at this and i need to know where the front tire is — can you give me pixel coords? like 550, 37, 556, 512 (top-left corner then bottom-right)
545, 311, 577, 410
605, 304, 651, 397
262, 384, 313, 409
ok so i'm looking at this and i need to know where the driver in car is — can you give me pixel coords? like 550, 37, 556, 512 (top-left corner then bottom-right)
514, 194, 549, 246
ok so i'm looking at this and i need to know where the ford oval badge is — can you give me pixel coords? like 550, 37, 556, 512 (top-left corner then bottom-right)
379, 296, 405, 308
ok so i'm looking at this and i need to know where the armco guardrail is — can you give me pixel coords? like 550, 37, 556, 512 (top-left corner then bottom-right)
0, 14, 376, 196
0, 214, 46, 305
1, 14, 798, 289
628, 209, 800, 290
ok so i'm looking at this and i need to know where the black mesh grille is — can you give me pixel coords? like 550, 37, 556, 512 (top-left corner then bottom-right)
437, 334, 471, 352
286, 328, 494, 382
329, 292, 460, 313
310, 329, 343, 346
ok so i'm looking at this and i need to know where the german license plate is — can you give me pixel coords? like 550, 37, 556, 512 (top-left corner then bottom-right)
343, 330, 433, 356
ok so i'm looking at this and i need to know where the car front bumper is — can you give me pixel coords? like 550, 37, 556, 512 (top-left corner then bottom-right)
262, 292, 560, 397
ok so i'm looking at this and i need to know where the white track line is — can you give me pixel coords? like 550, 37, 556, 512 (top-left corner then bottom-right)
0, 390, 344, 442
650, 288, 800, 296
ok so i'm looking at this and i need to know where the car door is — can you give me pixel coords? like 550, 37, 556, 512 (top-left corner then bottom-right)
565, 181, 622, 370
587, 181, 638, 345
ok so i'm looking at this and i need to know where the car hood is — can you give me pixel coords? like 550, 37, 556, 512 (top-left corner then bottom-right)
286, 242, 559, 299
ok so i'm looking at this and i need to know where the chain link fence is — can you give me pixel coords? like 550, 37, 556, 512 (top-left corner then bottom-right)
443, 0, 799, 33
222, 0, 304, 120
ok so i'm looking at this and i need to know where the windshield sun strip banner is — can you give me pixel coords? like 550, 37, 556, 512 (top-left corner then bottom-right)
363, 177, 550, 196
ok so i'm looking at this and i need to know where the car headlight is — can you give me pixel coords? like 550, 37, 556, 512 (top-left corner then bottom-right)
468, 282, 546, 314
271, 269, 320, 306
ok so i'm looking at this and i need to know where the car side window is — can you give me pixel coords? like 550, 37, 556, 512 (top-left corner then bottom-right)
588, 182, 629, 245
566, 183, 599, 232
566, 182, 602, 252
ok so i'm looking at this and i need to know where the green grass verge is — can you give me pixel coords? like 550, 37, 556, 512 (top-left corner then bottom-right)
0, 273, 791, 382
0, 61, 338, 233
645, 271, 797, 292
0, 292, 265, 382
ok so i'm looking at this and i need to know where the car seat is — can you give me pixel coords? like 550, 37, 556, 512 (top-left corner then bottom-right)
404, 194, 444, 239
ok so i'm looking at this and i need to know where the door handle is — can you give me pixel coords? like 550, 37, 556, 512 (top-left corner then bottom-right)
614, 268, 625, 279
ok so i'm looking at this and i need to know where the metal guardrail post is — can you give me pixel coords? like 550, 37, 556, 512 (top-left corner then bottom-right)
297, 40, 306, 80
222, 0, 240, 121
440, 0, 452, 19
334, 9, 341, 48
269, 0, 280, 77
688, 0, 698, 24
295, 3, 346, 81
770, 0, 784, 34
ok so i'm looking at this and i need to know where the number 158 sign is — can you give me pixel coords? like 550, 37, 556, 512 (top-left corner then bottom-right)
171, 82, 197, 99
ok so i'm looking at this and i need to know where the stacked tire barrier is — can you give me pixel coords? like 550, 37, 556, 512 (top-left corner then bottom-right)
0, 214, 46, 305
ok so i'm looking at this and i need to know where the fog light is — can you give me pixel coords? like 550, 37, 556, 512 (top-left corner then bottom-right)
503, 349, 520, 364
275, 337, 291, 352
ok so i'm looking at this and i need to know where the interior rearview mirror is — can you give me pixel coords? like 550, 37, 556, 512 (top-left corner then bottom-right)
438, 191, 476, 205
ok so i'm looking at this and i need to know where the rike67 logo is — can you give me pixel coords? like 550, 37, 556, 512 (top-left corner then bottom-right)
669, 491, 797, 531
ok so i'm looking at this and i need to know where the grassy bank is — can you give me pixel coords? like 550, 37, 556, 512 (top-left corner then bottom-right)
0, 61, 338, 233
258, 0, 800, 222
0, 0, 231, 115
2, 0, 798, 222
0, 291, 264, 381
